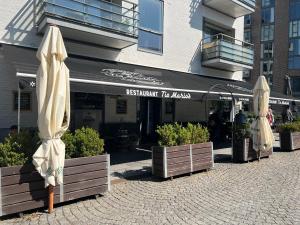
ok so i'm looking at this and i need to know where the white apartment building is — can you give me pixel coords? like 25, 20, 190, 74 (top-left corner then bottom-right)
1, 0, 284, 145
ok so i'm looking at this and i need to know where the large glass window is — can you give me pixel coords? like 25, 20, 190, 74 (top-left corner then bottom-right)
244, 29, 251, 43
292, 77, 300, 96
261, 42, 274, 59
290, 0, 300, 21
260, 60, 273, 86
244, 14, 252, 27
262, 0, 275, 7
138, 0, 163, 53
289, 20, 300, 38
261, 7, 274, 24
261, 25, 274, 41
289, 38, 300, 69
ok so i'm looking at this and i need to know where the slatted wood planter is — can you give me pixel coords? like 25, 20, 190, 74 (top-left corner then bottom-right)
280, 131, 300, 151
232, 138, 272, 162
152, 142, 213, 179
0, 154, 110, 216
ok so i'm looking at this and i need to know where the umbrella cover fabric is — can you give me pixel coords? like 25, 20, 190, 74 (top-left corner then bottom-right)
251, 76, 274, 152
33, 26, 70, 187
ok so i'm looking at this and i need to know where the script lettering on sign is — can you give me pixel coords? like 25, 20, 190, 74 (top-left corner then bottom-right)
126, 89, 191, 99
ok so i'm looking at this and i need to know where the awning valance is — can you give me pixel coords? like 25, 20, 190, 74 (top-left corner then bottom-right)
7, 44, 299, 105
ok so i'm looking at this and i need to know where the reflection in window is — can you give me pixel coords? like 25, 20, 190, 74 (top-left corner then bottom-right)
290, 0, 300, 21
138, 0, 163, 53
14, 92, 31, 111
289, 20, 300, 38
261, 7, 274, 24
289, 38, 300, 69
260, 60, 273, 87
244, 29, 251, 43
262, 0, 275, 7
261, 25, 274, 41
292, 77, 300, 97
244, 14, 252, 26
261, 42, 274, 59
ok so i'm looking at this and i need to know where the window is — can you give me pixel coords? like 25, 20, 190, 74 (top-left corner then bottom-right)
289, 20, 300, 38
262, 0, 275, 7
261, 7, 274, 24
292, 76, 300, 96
138, 0, 163, 53
290, 0, 300, 21
116, 99, 127, 114
244, 14, 252, 26
13, 92, 31, 111
260, 60, 273, 86
261, 42, 274, 59
244, 29, 251, 42
261, 25, 274, 41
289, 38, 300, 69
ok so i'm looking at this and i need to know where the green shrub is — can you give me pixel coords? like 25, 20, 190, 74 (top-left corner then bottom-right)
278, 121, 300, 132
156, 123, 209, 147
73, 127, 104, 158
156, 123, 178, 147
0, 142, 27, 167
62, 130, 76, 159
0, 130, 39, 167
0, 127, 105, 167
233, 123, 251, 140
187, 123, 210, 144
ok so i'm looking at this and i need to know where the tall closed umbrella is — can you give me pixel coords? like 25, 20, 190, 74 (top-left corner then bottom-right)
32, 26, 70, 212
251, 75, 274, 157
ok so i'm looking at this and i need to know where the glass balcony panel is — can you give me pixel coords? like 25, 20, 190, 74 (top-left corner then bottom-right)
39, 0, 138, 37
202, 34, 254, 68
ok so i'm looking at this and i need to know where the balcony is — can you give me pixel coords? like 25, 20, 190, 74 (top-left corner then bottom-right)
201, 34, 254, 71
203, 0, 255, 18
35, 0, 138, 49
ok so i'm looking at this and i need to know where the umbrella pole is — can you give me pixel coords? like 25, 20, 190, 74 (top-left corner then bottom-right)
48, 185, 54, 213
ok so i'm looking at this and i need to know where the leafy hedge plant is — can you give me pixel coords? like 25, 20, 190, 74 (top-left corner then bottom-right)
233, 123, 251, 140
0, 127, 104, 167
156, 123, 209, 147
277, 121, 300, 133
0, 130, 39, 167
63, 127, 104, 158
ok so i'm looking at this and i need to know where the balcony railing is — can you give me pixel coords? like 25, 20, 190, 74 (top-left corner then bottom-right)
239, 0, 256, 8
35, 0, 138, 38
201, 34, 254, 68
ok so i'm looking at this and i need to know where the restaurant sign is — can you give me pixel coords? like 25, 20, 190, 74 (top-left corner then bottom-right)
269, 99, 290, 105
126, 88, 192, 99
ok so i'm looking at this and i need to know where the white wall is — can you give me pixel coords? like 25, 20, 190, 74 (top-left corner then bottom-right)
104, 96, 137, 123
0, 0, 244, 80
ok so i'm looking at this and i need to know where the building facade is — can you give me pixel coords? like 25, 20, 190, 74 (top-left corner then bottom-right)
0, 0, 258, 143
246, 0, 300, 99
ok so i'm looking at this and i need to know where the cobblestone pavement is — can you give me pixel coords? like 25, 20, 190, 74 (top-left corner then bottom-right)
1, 150, 300, 225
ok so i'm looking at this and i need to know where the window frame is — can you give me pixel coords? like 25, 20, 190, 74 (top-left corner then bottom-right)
13, 91, 32, 111
137, 0, 164, 54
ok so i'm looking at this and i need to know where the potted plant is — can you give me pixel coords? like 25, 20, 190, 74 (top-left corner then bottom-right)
152, 123, 213, 179
278, 121, 300, 151
232, 123, 272, 162
0, 127, 110, 216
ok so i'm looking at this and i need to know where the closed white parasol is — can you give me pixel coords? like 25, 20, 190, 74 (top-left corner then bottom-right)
32, 25, 70, 212
251, 75, 274, 157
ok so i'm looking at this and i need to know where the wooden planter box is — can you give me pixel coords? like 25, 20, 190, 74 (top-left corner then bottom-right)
0, 154, 110, 216
280, 131, 300, 151
232, 138, 272, 162
152, 142, 213, 179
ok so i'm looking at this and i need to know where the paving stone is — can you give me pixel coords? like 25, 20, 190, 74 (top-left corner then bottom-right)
1, 151, 300, 225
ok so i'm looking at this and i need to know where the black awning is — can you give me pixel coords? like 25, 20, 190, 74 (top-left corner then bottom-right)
67, 57, 255, 101
9, 44, 299, 105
